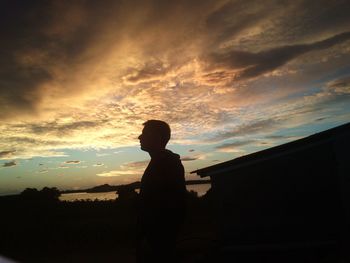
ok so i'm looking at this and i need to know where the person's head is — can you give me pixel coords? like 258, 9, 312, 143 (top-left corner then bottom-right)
138, 120, 171, 152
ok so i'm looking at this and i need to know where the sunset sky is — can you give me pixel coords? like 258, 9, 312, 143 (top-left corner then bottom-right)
1, 0, 350, 195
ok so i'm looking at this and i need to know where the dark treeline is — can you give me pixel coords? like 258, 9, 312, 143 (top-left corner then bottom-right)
0, 187, 216, 262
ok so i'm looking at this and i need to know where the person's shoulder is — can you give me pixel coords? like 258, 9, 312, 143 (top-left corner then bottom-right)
162, 149, 182, 165
164, 149, 180, 159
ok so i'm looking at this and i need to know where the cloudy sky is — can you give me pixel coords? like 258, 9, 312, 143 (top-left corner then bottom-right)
1, 0, 350, 195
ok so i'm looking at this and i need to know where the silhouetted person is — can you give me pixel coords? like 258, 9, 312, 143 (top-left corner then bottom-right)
137, 120, 186, 263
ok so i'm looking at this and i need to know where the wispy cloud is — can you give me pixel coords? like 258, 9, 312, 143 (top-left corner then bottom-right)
181, 152, 209, 162
208, 119, 280, 142
64, 160, 81, 164
97, 160, 148, 177
96, 153, 111, 157
76, 166, 88, 169
119, 160, 149, 170
215, 140, 255, 152
326, 75, 350, 94
96, 170, 140, 177
264, 135, 301, 140
181, 156, 198, 162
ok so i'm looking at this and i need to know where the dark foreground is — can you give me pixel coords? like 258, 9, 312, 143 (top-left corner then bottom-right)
0, 189, 347, 263
0, 190, 216, 263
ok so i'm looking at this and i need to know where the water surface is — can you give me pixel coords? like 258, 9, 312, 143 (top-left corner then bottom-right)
60, 183, 211, 201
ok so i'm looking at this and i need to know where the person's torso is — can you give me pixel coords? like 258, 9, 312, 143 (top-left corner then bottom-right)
140, 150, 186, 213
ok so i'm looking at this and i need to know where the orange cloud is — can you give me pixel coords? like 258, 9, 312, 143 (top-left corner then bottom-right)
0, 0, 349, 160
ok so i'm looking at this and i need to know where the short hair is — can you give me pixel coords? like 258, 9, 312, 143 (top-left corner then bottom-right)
143, 120, 171, 146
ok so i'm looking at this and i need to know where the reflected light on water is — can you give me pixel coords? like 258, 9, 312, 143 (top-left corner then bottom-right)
60, 184, 211, 201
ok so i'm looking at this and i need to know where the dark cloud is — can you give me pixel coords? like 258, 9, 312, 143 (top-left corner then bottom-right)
0, 1, 54, 118
206, 1, 259, 39
64, 160, 80, 164
0, 150, 16, 159
205, 0, 284, 48
124, 61, 172, 84
29, 120, 106, 136
283, 0, 350, 42
314, 117, 328, 122
0, 0, 128, 119
206, 31, 350, 80
201, 70, 234, 85
2, 161, 17, 168
181, 156, 198, 162
215, 140, 255, 150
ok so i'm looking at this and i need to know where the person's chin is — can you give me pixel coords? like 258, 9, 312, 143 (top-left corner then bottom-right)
140, 145, 148, 151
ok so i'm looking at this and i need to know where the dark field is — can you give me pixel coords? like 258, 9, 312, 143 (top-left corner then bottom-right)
0, 190, 216, 263
0, 188, 347, 263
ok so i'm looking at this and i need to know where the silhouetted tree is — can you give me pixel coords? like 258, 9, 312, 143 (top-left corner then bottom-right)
20, 187, 60, 201
20, 188, 40, 200
40, 187, 60, 201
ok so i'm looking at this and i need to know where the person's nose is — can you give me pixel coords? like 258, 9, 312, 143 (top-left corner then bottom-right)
138, 134, 142, 140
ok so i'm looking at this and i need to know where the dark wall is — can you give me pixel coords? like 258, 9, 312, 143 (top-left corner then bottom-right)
211, 140, 342, 245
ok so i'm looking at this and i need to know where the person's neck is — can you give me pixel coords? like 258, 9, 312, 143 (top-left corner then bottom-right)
148, 148, 166, 159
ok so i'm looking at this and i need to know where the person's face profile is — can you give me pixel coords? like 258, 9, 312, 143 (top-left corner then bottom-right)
138, 126, 158, 152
